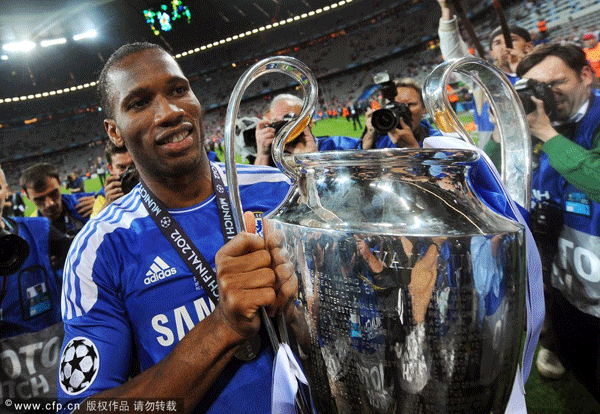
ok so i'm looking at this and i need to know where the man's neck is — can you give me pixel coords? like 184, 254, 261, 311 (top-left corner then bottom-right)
141, 161, 214, 209
569, 91, 593, 124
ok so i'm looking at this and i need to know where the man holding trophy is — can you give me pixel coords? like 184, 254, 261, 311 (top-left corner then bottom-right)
57, 42, 298, 413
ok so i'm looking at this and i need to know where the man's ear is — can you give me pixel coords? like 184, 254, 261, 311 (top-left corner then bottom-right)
105, 119, 125, 148
581, 65, 595, 88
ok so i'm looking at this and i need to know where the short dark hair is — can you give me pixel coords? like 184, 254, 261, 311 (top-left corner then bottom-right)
488, 25, 532, 49
104, 139, 129, 165
516, 43, 589, 78
20, 163, 60, 193
97, 42, 167, 118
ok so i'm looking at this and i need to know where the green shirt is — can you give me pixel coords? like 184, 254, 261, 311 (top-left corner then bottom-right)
542, 131, 600, 203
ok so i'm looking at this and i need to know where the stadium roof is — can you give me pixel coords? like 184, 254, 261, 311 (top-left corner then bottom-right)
0, 0, 361, 97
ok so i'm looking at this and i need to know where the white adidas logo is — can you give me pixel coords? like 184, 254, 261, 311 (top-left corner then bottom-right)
144, 256, 177, 285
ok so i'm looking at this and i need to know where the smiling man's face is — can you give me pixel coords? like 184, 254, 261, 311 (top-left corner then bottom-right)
104, 48, 204, 181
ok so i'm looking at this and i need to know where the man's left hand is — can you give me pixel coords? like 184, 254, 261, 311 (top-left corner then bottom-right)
76, 196, 95, 218
527, 96, 558, 142
388, 117, 420, 148
285, 126, 318, 155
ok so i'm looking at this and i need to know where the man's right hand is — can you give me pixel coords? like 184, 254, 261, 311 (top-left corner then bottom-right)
527, 96, 558, 142
361, 108, 377, 149
104, 174, 125, 205
437, 0, 454, 20
214, 232, 277, 342
254, 119, 276, 165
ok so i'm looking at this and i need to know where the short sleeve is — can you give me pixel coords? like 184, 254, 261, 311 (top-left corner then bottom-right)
57, 230, 133, 412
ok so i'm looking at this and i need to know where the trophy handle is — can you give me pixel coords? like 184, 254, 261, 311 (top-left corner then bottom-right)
423, 57, 532, 209
224, 56, 318, 232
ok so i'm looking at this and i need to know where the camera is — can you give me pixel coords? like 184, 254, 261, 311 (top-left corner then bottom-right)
530, 200, 563, 277
514, 78, 558, 121
371, 71, 413, 133
371, 102, 412, 134
268, 112, 303, 141
0, 226, 30, 275
120, 165, 140, 195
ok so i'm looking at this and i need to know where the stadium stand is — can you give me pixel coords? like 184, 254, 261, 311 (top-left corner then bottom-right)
2, 0, 600, 188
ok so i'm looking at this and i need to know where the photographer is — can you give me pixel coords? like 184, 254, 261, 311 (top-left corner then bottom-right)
20, 163, 94, 237
65, 172, 85, 193
517, 43, 600, 401
254, 94, 359, 166
0, 165, 72, 404
437, 0, 534, 159
361, 77, 440, 150
437, 0, 533, 80
91, 140, 135, 216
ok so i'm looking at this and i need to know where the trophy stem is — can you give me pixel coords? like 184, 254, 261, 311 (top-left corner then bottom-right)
223, 57, 318, 363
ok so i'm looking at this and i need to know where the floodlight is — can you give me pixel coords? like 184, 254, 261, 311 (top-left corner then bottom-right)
3, 41, 36, 53
73, 30, 97, 41
41, 38, 67, 47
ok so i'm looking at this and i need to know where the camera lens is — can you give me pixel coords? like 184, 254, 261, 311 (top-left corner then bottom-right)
120, 166, 140, 195
0, 228, 30, 275
372, 108, 397, 133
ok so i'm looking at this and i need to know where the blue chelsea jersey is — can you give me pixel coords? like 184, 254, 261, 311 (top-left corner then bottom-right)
58, 164, 291, 413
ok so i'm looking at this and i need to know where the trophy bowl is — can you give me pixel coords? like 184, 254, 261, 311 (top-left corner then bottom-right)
224, 56, 532, 414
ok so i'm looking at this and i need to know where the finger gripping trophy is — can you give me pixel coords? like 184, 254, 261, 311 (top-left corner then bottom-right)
225, 56, 532, 414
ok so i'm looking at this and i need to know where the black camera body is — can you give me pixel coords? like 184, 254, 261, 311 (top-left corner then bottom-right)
372, 102, 413, 134
120, 165, 140, 195
269, 113, 300, 138
514, 78, 559, 121
530, 200, 563, 279
371, 71, 413, 134
270, 112, 305, 152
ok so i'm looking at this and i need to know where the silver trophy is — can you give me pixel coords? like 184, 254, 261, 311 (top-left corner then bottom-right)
225, 56, 531, 414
